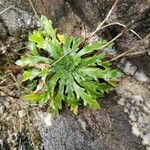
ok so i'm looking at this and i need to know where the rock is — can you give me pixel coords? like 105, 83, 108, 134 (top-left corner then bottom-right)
0, 0, 35, 39
32, 0, 66, 26
3, 101, 10, 108
117, 77, 150, 148
132, 95, 144, 106
0, 7, 34, 37
34, 111, 54, 128
134, 70, 150, 82
0, 104, 5, 114
132, 123, 141, 137
142, 133, 150, 145
18, 109, 26, 118
0, 22, 7, 39
0, 139, 4, 149
34, 94, 145, 150
117, 97, 125, 106
123, 61, 137, 75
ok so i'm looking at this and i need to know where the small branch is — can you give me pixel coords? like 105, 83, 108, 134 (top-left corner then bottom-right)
104, 49, 132, 63
26, 107, 37, 150
100, 29, 125, 50
125, 50, 149, 56
86, 0, 120, 41
10, 73, 21, 95
98, 22, 142, 39
0, 88, 19, 99
104, 35, 149, 63
28, 0, 39, 19
0, 6, 13, 15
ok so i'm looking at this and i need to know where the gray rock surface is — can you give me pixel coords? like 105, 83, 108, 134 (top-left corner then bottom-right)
34, 95, 145, 150
116, 77, 150, 149
0, 0, 35, 38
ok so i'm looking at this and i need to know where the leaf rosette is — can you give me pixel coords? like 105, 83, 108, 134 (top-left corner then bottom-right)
16, 16, 121, 114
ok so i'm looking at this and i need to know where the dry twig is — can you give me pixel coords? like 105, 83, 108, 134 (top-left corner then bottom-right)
28, 0, 39, 19
84, 0, 120, 43
0, 6, 13, 15
98, 22, 142, 39
104, 34, 149, 63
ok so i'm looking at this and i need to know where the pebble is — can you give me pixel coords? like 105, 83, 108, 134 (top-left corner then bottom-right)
0, 91, 6, 96
0, 139, 3, 148
0, 105, 5, 114
124, 107, 129, 113
143, 106, 150, 114
123, 61, 137, 76
18, 110, 26, 118
129, 111, 137, 122
4, 102, 11, 109
142, 133, 150, 145
132, 95, 143, 106
132, 123, 140, 137
134, 70, 150, 82
78, 118, 87, 131
118, 97, 125, 106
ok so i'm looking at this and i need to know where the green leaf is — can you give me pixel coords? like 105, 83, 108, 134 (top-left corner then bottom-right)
28, 42, 39, 56
62, 36, 74, 54
23, 69, 41, 81
39, 92, 49, 104
73, 82, 100, 109
62, 36, 80, 55
40, 15, 56, 38
15, 55, 54, 67
78, 67, 122, 81
43, 37, 62, 59
77, 40, 107, 56
51, 80, 65, 110
78, 67, 99, 81
29, 31, 44, 48
23, 93, 44, 102
48, 73, 60, 96
96, 68, 122, 81
80, 80, 112, 94
66, 83, 80, 107
78, 54, 105, 67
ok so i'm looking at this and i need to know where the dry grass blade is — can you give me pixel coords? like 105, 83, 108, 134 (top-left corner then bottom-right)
28, 0, 39, 19
98, 22, 142, 40
85, 0, 120, 42
104, 34, 150, 63
0, 6, 13, 15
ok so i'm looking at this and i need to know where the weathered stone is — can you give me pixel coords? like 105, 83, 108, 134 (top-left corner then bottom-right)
34, 94, 145, 150
18, 109, 26, 118
134, 70, 150, 82
32, 0, 67, 26
123, 61, 137, 75
0, 104, 5, 114
0, 21, 7, 39
116, 77, 150, 148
